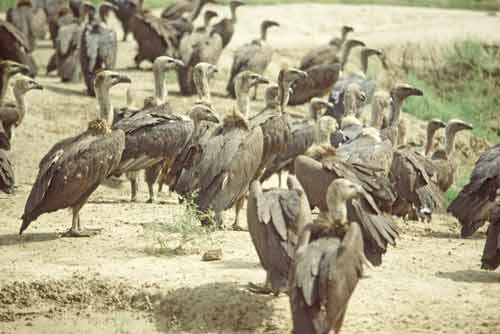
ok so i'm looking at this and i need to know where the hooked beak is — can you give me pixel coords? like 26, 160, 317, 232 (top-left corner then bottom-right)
172, 58, 185, 68
9, 63, 31, 77
255, 75, 270, 85
114, 74, 132, 85
33, 82, 44, 90
290, 68, 308, 79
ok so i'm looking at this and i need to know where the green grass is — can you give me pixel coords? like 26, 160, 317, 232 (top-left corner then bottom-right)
1, 0, 499, 11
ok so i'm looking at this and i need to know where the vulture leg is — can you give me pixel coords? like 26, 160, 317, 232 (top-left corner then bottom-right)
278, 171, 282, 188
127, 171, 139, 202
145, 162, 163, 203
247, 272, 273, 295
62, 204, 100, 238
232, 196, 246, 231
214, 211, 224, 229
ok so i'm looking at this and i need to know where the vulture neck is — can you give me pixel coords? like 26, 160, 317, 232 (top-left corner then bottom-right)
195, 73, 212, 103
327, 193, 349, 228
13, 88, 28, 125
230, 5, 238, 23
444, 128, 458, 156
344, 92, 360, 119
425, 127, 438, 156
340, 43, 356, 69
310, 106, 324, 143
153, 68, 168, 105
277, 81, 291, 113
389, 93, 403, 128
360, 52, 371, 75
236, 87, 251, 118
189, 0, 204, 22
370, 99, 385, 129
96, 84, 114, 125
260, 25, 269, 42
340, 29, 349, 44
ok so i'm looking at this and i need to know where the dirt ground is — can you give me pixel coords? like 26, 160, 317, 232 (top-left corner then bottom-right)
1, 4, 500, 334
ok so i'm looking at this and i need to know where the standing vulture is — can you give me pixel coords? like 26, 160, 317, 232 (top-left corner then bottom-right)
43, 0, 73, 47
112, 62, 220, 203
174, 71, 268, 229
288, 63, 341, 106
0, 20, 37, 76
299, 38, 365, 72
429, 119, 473, 192
481, 192, 500, 270
226, 20, 280, 98
105, 0, 142, 41
448, 144, 500, 238
161, 0, 217, 21
0, 75, 43, 144
327, 48, 388, 122
247, 175, 312, 295
176, 10, 219, 95
80, 2, 118, 96
128, 8, 193, 69
210, 0, 244, 49
259, 98, 334, 186
20, 71, 130, 236
295, 154, 398, 266
289, 178, 366, 334
6, 0, 36, 51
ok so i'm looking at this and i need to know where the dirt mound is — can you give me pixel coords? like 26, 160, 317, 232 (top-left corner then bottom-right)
0, 275, 158, 322
155, 282, 290, 333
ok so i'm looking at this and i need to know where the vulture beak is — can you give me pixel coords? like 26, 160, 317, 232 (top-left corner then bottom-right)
255, 75, 270, 85
32, 82, 44, 90
429, 119, 446, 129
171, 58, 185, 68
114, 74, 132, 85
9, 62, 31, 77
409, 87, 424, 97
448, 120, 473, 132
349, 39, 366, 48
290, 68, 308, 79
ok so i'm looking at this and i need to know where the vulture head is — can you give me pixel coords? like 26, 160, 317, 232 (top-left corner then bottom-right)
194, 62, 218, 81
204, 9, 219, 22
0, 61, 31, 79
262, 20, 280, 30
344, 39, 366, 51
279, 68, 308, 87
153, 56, 184, 73
446, 119, 473, 134
234, 71, 269, 96
326, 178, 364, 227
94, 70, 132, 92
13, 75, 43, 95
341, 25, 354, 35
309, 97, 333, 121
427, 119, 446, 135
189, 103, 220, 125
344, 82, 366, 118
390, 83, 423, 105
98, 2, 118, 23
230, 0, 245, 11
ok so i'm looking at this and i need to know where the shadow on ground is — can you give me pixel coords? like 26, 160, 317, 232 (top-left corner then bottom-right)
153, 282, 289, 333
0, 232, 60, 246
436, 270, 500, 283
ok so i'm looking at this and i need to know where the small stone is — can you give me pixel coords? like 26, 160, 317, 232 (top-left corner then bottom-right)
202, 249, 223, 261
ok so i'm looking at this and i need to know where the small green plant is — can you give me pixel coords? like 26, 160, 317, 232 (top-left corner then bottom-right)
144, 192, 219, 256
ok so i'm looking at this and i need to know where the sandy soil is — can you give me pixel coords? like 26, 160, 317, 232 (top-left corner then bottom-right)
1, 4, 500, 334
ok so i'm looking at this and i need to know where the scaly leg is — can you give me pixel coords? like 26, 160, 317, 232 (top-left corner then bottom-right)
231, 196, 246, 231
62, 205, 101, 237
248, 272, 273, 294
126, 171, 139, 202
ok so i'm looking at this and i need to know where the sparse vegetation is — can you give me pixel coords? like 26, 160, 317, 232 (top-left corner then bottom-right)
143, 193, 219, 256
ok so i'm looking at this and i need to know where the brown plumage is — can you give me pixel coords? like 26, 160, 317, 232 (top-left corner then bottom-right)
0, 19, 37, 76
448, 143, 500, 238
481, 194, 500, 270
226, 20, 279, 98
80, 2, 118, 96
20, 71, 129, 236
295, 154, 398, 266
161, 0, 216, 21
209, 0, 244, 48
0, 75, 43, 145
299, 39, 365, 72
429, 119, 473, 192
289, 179, 366, 334
0, 149, 15, 194
288, 63, 341, 106
246, 175, 311, 295
42, 0, 71, 47
104, 0, 142, 41
390, 119, 447, 221
7, 0, 36, 51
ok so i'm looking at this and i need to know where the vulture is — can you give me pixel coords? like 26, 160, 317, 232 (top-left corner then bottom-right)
0, 60, 31, 105
448, 143, 500, 238
390, 119, 447, 221
176, 0, 244, 95
174, 71, 268, 229
260, 98, 334, 186
176, 10, 219, 95
161, 62, 220, 193
6, 0, 36, 51
47, 5, 87, 82
0, 148, 15, 194
128, 8, 193, 68
80, 2, 118, 96
104, 0, 142, 41
299, 38, 365, 72
210, 0, 244, 48
0, 20, 37, 76
295, 154, 398, 266
481, 193, 500, 270
161, 0, 216, 21
0, 75, 43, 144
246, 175, 311, 295
20, 71, 130, 237
288, 63, 342, 106
428, 119, 473, 192
329, 82, 366, 138
43, 0, 73, 47
327, 48, 388, 123
112, 61, 220, 203
226, 19, 280, 98
289, 178, 366, 334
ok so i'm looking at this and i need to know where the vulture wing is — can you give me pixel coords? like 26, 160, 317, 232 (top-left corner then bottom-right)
0, 149, 15, 194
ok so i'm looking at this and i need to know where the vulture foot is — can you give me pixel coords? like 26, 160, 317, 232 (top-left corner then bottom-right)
146, 197, 155, 204
247, 282, 273, 295
62, 228, 102, 238
231, 223, 247, 231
